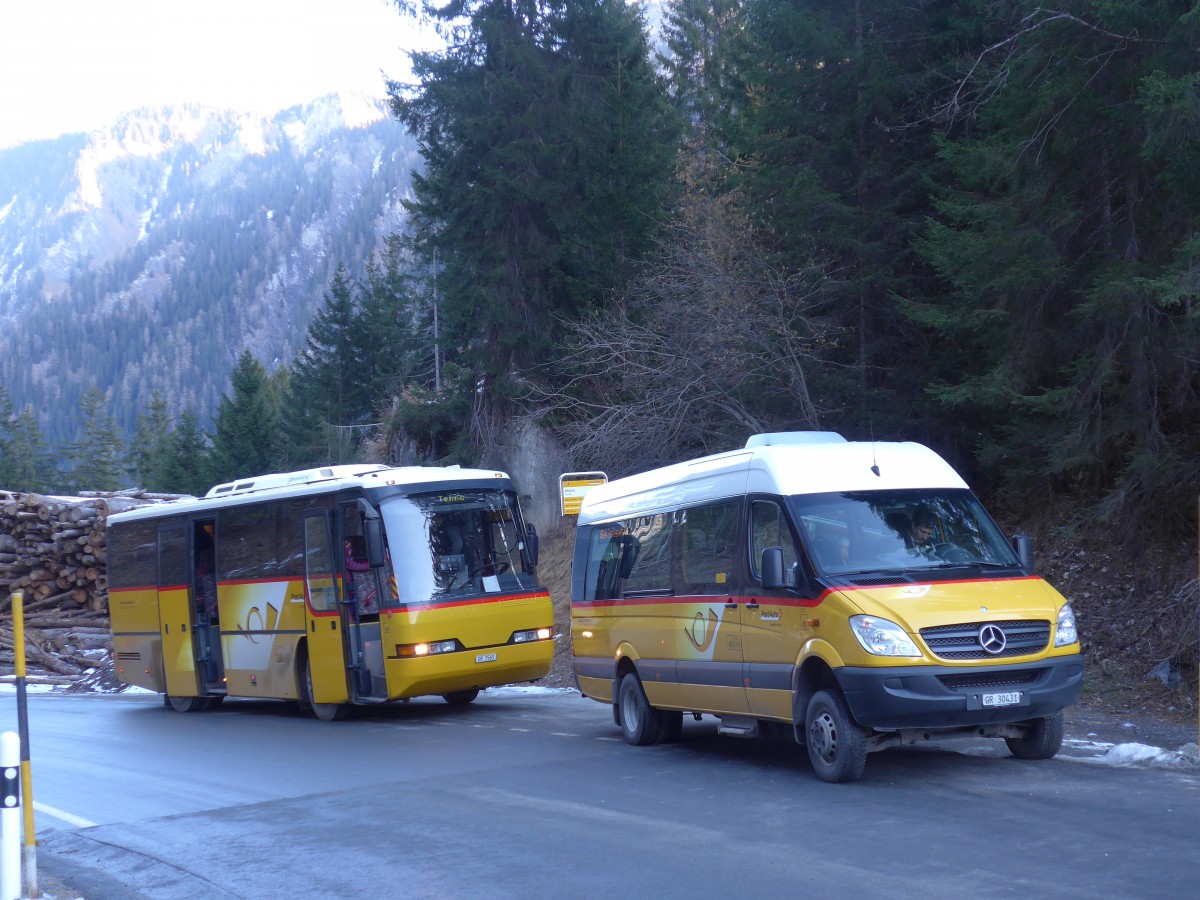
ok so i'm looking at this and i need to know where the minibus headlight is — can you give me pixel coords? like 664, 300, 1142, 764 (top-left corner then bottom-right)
849, 615, 921, 657
1054, 603, 1078, 647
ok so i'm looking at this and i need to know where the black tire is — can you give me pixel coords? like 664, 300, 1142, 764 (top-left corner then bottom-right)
617, 672, 666, 746
805, 689, 869, 783
1005, 711, 1064, 760
660, 710, 684, 744
167, 695, 206, 712
306, 656, 348, 722
442, 688, 480, 706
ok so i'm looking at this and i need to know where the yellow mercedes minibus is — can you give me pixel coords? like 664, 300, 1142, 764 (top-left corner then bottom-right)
571, 433, 1083, 782
109, 464, 553, 720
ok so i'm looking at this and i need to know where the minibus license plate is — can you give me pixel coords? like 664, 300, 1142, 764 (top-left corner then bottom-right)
475, 652, 497, 664
982, 691, 1021, 707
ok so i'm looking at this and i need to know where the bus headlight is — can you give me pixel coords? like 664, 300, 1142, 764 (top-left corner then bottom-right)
397, 639, 458, 657
511, 628, 552, 644
1054, 603, 1078, 647
849, 615, 921, 657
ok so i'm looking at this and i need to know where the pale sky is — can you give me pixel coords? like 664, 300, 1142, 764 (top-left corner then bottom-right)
0, 0, 439, 148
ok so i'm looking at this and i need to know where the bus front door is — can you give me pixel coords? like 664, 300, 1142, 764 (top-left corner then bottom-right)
157, 524, 202, 700
302, 513, 351, 708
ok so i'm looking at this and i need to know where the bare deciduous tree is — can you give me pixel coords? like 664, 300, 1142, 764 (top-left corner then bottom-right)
528, 178, 838, 477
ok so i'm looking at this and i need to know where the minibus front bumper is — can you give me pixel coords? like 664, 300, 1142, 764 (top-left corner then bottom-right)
835, 654, 1084, 730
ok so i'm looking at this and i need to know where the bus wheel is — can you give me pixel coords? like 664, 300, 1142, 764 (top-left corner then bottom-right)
167, 695, 206, 713
305, 658, 348, 722
1005, 712, 1064, 760
442, 689, 480, 706
617, 672, 666, 746
805, 689, 868, 783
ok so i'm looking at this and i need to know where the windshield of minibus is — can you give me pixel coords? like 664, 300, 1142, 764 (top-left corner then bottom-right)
789, 489, 1021, 576
380, 489, 537, 604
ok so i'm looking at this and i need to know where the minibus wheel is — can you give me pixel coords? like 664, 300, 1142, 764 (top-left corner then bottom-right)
805, 689, 868, 783
1005, 712, 1064, 760
442, 689, 480, 706
617, 672, 666, 746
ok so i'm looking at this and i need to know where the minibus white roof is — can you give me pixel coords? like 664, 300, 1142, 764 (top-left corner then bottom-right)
108, 463, 513, 524
577, 433, 969, 524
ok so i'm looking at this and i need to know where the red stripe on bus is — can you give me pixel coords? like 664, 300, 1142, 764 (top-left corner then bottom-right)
572, 576, 1044, 611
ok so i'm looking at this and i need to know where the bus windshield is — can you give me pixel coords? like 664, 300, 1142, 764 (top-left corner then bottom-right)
790, 489, 1021, 576
380, 489, 537, 604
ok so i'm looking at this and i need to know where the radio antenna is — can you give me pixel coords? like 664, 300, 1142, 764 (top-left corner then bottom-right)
870, 421, 881, 477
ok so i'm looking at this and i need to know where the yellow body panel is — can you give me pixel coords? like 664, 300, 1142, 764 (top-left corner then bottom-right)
110, 587, 166, 693
381, 592, 554, 699
220, 579, 308, 699
575, 575, 1077, 724
159, 587, 200, 698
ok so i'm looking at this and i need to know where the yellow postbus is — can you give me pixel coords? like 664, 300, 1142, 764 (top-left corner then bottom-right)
571, 433, 1084, 782
108, 464, 554, 720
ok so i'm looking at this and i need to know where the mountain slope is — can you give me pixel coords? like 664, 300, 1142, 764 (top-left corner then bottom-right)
0, 94, 417, 447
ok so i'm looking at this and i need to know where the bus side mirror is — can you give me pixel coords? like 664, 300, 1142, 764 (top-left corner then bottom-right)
365, 518, 386, 568
525, 522, 539, 568
761, 547, 785, 588
1012, 534, 1034, 572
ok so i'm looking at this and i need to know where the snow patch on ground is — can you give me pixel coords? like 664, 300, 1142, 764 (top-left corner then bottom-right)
1063, 736, 1200, 771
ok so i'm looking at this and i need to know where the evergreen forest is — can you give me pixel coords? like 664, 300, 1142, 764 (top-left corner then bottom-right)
3, 0, 1199, 552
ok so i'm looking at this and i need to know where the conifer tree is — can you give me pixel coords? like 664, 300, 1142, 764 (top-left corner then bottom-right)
209, 350, 280, 480
0, 387, 14, 487
127, 392, 175, 491
389, 0, 678, 441
163, 408, 211, 497
63, 386, 125, 492
282, 266, 374, 466
5, 405, 54, 493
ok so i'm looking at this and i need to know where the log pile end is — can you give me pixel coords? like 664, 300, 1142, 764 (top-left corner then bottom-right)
1, 488, 191, 684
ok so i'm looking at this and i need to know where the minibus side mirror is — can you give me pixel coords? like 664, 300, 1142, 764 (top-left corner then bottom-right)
364, 517, 386, 568
525, 522, 540, 568
1012, 534, 1034, 572
761, 546, 785, 589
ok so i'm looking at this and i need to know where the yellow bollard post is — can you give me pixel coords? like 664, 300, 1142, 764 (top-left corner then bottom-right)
9, 592, 38, 899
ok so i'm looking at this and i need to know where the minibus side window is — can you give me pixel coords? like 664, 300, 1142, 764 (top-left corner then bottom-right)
621, 513, 675, 595
749, 500, 799, 583
680, 500, 739, 595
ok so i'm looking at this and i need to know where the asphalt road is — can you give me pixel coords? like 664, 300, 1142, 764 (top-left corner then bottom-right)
3, 689, 1199, 899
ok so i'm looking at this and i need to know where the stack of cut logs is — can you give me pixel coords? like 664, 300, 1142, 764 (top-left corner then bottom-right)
1, 488, 188, 683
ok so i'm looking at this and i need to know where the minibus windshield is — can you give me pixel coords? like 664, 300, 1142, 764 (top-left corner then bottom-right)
380, 489, 537, 604
789, 489, 1021, 576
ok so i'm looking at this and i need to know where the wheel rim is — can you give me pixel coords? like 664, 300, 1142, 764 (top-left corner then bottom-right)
620, 685, 639, 733
809, 709, 838, 763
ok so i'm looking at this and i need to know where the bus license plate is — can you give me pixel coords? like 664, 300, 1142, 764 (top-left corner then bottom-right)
982, 691, 1021, 708
475, 652, 497, 664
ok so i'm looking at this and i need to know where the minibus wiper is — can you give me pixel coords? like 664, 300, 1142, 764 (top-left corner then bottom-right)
839, 567, 913, 579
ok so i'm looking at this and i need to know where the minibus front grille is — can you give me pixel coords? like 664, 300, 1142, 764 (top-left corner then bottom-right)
936, 669, 1042, 690
920, 619, 1050, 660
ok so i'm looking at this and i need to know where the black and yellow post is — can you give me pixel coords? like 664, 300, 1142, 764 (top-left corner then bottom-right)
9, 591, 38, 899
